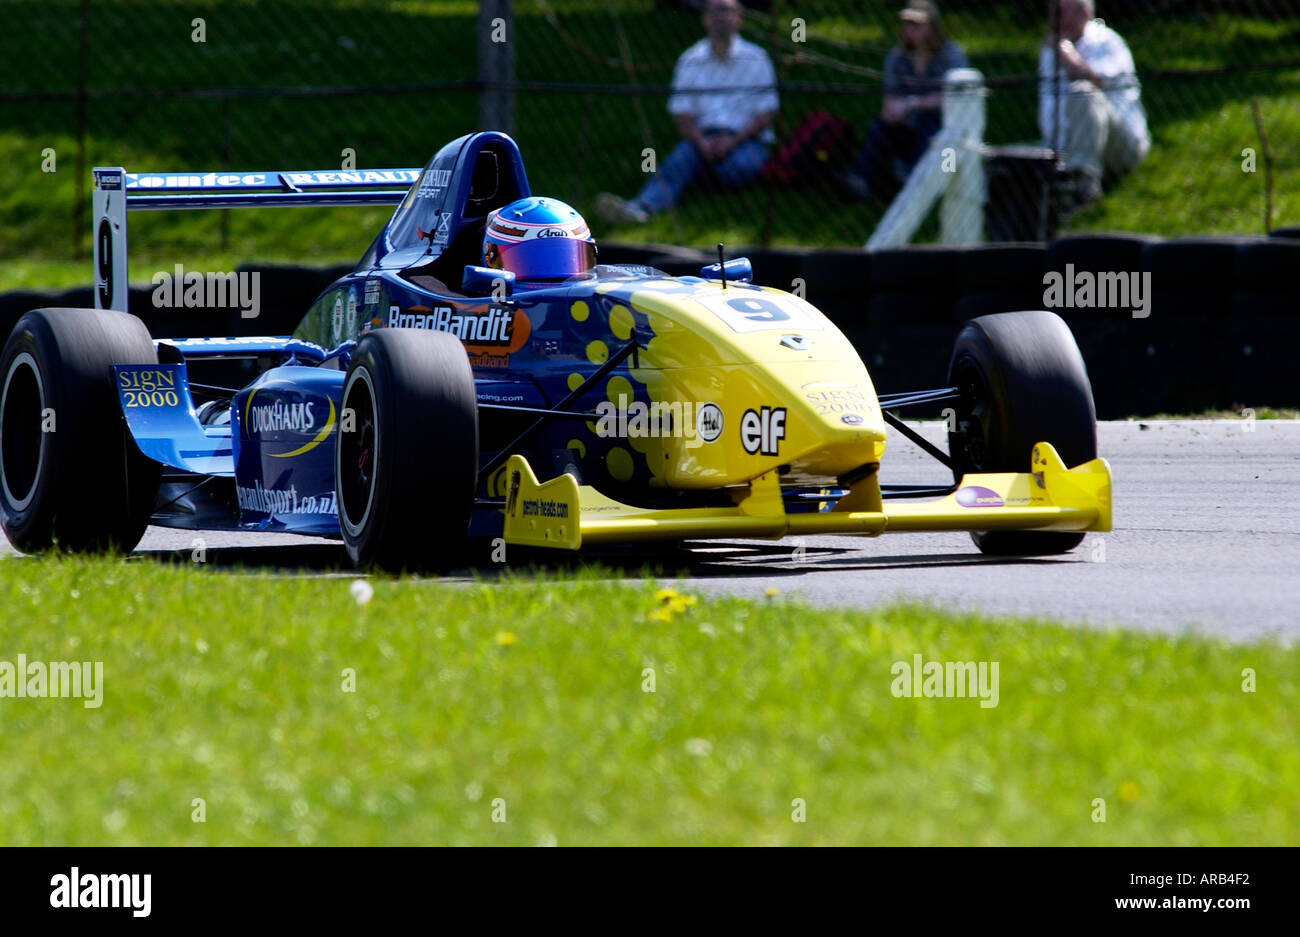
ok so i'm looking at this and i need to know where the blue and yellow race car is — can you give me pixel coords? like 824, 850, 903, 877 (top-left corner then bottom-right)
0, 131, 1111, 571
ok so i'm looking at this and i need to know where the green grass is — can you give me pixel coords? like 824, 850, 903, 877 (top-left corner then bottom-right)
1, 554, 1295, 845
2, 1, 1298, 293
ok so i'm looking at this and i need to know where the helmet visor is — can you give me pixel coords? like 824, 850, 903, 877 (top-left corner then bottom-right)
489, 237, 597, 281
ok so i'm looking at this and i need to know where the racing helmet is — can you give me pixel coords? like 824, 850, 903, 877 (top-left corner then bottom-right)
482, 197, 597, 283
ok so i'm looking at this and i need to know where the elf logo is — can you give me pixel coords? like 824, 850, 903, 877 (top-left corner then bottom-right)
740, 406, 786, 456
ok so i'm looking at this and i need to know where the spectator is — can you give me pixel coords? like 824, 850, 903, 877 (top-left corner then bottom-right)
837, 1, 968, 204
596, 0, 778, 225
1040, 0, 1149, 206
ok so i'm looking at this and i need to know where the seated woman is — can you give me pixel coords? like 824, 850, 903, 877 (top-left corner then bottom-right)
838, 1, 968, 204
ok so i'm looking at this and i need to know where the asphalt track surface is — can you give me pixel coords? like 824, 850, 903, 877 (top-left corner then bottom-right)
4, 420, 1298, 643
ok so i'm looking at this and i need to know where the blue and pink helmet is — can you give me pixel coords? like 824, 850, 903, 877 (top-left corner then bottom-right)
482, 196, 597, 284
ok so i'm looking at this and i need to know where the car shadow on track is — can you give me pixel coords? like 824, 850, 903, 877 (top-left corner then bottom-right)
134, 543, 355, 576
131, 537, 1067, 579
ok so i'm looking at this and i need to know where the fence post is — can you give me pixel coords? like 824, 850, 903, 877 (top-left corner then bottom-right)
477, 0, 515, 135
73, 0, 90, 258
939, 67, 986, 245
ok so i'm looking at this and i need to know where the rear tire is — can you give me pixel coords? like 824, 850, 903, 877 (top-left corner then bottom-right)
0, 307, 160, 553
336, 329, 478, 572
947, 310, 1096, 556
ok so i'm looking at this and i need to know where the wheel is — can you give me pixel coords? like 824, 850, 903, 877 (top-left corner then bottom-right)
0, 307, 161, 553
336, 328, 478, 572
946, 310, 1096, 556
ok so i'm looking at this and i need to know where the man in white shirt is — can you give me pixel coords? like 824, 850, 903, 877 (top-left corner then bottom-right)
597, 0, 779, 224
1039, 0, 1149, 205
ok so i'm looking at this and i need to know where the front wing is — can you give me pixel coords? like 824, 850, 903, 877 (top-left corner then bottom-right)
500, 442, 1112, 550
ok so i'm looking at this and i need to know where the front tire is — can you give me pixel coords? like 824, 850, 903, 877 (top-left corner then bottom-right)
947, 310, 1097, 556
0, 307, 160, 553
336, 329, 478, 572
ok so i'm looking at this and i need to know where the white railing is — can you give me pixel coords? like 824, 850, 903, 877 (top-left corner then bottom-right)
867, 68, 987, 249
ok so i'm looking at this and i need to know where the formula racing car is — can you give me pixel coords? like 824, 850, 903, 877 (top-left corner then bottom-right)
0, 131, 1111, 571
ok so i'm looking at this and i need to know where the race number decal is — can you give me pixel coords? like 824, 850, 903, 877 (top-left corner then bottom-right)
693, 291, 824, 334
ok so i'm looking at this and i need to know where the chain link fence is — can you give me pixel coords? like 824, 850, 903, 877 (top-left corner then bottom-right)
4, 0, 1298, 268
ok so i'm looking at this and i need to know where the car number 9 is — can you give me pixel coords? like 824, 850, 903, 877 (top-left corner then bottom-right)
694, 291, 824, 334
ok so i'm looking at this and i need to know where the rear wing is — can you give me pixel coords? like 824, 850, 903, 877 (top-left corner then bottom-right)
91, 166, 421, 311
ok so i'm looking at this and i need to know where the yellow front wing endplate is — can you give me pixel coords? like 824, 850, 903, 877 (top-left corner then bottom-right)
502, 443, 1111, 551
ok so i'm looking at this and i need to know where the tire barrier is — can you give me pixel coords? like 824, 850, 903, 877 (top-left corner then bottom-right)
4, 235, 1296, 417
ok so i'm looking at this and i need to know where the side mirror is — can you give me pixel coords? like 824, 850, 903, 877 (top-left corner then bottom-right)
463, 265, 514, 298
699, 257, 753, 284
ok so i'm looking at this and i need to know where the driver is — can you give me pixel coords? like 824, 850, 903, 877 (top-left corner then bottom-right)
481, 197, 597, 286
